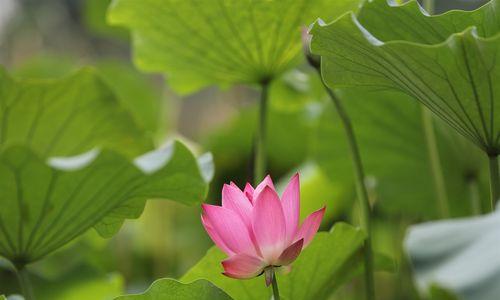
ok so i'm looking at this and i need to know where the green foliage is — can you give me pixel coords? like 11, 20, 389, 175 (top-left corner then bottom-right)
0, 141, 207, 265
107, 0, 361, 94
83, 0, 129, 40
0, 67, 150, 159
204, 97, 314, 176
35, 272, 124, 300
315, 88, 488, 217
0, 68, 209, 266
429, 286, 460, 300
182, 223, 365, 300
115, 279, 232, 300
14, 56, 168, 142
311, 0, 500, 154
95, 61, 165, 137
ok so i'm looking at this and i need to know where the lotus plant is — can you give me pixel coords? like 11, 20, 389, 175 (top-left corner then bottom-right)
201, 174, 325, 298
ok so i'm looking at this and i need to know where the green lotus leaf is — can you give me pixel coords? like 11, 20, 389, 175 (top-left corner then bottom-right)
0, 67, 151, 158
310, 0, 500, 154
115, 279, 232, 300
107, 0, 361, 94
0, 140, 208, 266
182, 223, 365, 300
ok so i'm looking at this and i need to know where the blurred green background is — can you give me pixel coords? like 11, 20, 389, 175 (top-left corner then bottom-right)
0, 0, 492, 299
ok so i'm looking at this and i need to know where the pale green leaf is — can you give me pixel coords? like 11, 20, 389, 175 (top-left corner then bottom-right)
107, 0, 361, 94
95, 61, 164, 136
115, 279, 233, 300
310, 0, 500, 154
13, 57, 168, 140
182, 223, 365, 300
0, 67, 151, 159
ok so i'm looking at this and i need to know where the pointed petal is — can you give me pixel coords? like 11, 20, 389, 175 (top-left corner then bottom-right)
221, 254, 264, 279
202, 204, 257, 256
295, 207, 325, 247
222, 184, 253, 227
229, 181, 241, 190
282, 173, 300, 243
252, 186, 286, 263
254, 175, 275, 199
277, 239, 304, 266
201, 214, 234, 256
244, 183, 255, 203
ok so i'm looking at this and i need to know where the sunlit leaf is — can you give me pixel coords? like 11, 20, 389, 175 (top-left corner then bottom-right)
0, 141, 207, 265
107, 0, 361, 94
310, 0, 500, 154
115, 279, 233, 300
182, 223, 365, 300
0, 67, 151, 159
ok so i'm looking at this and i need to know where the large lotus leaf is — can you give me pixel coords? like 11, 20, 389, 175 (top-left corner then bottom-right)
310, 0, 500, 154
115, 279, 232, 300
0, 67, 151, 158
95, 61, 165, 137
182, 223, 365, 300
13, 57, 166, 139
0, 140, 207, 265
405, 204, 500, 300
107, 0, 361, 94
315, 88, 488, 218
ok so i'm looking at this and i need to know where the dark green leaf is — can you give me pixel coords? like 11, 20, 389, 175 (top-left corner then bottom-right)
310, 0, 500, 154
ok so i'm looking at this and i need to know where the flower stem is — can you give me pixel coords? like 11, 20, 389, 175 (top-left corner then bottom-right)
15, 266, 35, 300
421, 0, 451, 219
421, 107, 450, 218
254, 80, 270, 185
271, 268, 280, 300
317, 76, 375, 300
488, 154, 499, 211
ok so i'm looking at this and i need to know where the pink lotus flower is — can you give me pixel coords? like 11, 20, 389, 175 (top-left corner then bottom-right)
201, 174, 325, 283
